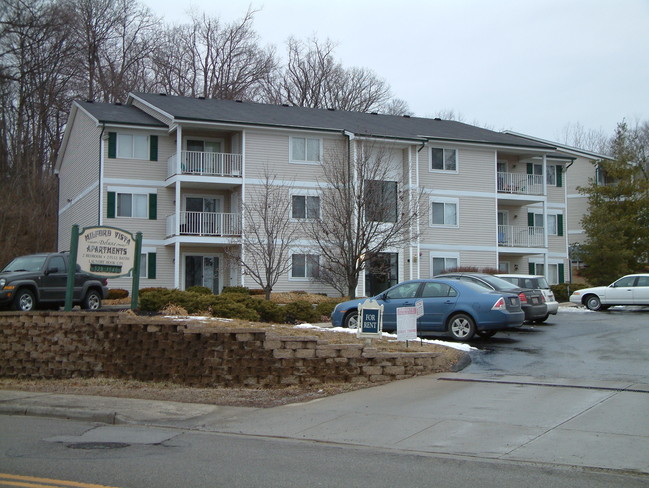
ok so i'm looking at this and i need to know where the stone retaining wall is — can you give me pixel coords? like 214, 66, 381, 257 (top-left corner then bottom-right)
0, 312, 453, 387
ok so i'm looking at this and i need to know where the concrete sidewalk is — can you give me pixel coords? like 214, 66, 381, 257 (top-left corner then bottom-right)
2, 373, 649, 475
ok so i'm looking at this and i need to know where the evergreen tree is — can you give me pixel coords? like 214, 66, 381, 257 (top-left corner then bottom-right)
578, 121, 649, 285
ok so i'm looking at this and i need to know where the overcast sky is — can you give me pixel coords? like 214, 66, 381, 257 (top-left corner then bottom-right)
143, 0, 649, 142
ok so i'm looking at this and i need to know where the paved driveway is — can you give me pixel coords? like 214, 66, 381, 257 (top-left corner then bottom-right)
465, 306, 649, 382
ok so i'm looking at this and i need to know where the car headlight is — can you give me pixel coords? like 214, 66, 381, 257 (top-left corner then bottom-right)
0, 278, 5, 288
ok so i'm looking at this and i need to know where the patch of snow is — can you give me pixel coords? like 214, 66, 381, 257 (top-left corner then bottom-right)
295, 323, 477, 351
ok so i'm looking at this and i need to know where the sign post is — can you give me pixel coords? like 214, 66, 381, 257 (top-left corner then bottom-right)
65, 225, 141, 311
356, 299, 384, 345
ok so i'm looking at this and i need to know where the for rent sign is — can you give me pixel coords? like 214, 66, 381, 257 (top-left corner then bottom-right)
78, 226, 137, 277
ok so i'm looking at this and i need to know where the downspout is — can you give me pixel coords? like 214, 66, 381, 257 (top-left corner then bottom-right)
416, 141, 425, 279
99, 124, 105, 225
408, 145, 413, 280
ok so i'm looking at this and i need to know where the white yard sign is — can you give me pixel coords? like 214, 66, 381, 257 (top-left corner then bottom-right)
397, 307, 418, 341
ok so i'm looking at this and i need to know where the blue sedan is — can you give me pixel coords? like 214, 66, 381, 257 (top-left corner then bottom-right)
331, 279, 525, 341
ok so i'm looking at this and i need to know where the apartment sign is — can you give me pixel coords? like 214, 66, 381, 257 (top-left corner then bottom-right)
77, 226, 137, 277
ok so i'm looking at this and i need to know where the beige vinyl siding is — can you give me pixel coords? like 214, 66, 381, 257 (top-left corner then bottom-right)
566, 156, 596, 193
420, 145, 497, 192
103, 130, 170, 181
421, 195, 496, 245
58, 191, 99, 251
245, 130, 345, 183
57, 109, 102, 250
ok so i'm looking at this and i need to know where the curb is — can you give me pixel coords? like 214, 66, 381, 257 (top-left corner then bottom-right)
0, 404, 121, 424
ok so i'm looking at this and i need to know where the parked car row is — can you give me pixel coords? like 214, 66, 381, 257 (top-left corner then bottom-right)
331, 273, 551, 342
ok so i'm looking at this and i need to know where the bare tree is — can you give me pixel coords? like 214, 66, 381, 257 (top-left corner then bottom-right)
304, 141, 423, 298
557, 122, 610, 155
226, 169, 298, 300
0, 0, 72, 265
63, 0, 160, 102
265, 37, 408, 114
150, 8, 276, 100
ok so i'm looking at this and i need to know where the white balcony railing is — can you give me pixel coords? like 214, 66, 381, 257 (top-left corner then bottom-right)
166, 212, 242, 237
498, 225, 544, 248
497, 172, 543, 195
167, 151, 242, 178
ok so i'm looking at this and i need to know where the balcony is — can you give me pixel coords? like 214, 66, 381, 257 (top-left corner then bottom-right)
497, 172, 543, 196
167, 151, 242, 178
498, 225, 544, 248
166, 211, 242, 237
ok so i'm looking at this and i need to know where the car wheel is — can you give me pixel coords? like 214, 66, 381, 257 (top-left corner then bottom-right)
343, 311, 359, 329
448, 313, 476, 341
476, 330, 497, 338
584, 294, 603, 311
13, 288, 36, 312
82, 290, 102, 310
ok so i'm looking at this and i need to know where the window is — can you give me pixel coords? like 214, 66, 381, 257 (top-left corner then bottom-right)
292, 195, 320, 219
531, 262, 564, 285
421, 282, 457, 298
117, 193, 148, 218
291, 253, 319, 279
117, 134, 149, 159
529, 212, 563, 235
365, 180, 397, 222
291, 137, 321, 163
431, 255, 458, 276
530, 163, 562, 187
430, 198, 458, 226
385, 282, 420, 299
430, 148, 457, 171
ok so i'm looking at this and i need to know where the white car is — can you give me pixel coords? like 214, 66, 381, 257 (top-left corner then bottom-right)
496, 274, 558, 317
569, 274, 649, 311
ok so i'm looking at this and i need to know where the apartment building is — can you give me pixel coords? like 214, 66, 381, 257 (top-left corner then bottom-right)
55, 93, 574, 297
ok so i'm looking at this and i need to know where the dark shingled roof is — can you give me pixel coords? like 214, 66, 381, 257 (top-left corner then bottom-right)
77, 101, 166, 127
131, 93, 555, 150
85, 93, 557, 151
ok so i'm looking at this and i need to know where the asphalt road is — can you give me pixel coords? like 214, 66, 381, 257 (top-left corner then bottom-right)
465, 306, 649, 382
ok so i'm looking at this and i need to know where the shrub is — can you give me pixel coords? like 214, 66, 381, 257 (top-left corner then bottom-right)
315, 299, 345, 319
185, 286, 213, 295
221, 286, 250, 295
107, 288, 129, 300
138, 289, 184, 312
551, 283, 590, 302
209, 297, 260, 321
283, 300, 319, 324
249, 288, 266, 296
251, 299, 284, 323
139, 287, 168, 296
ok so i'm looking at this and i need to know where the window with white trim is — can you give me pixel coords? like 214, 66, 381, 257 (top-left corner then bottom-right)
117, 134, 149, 159
430, 148, 457, 172
431, 254, 459, 276
117, 193, 148, 218
291, 253, 320, 279
290, 137, 321, 163
291, 195, 320, 219
430, 197, 458, 227
365, 180, 398, 223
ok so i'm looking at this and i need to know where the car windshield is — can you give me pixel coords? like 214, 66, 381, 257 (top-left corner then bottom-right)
2, 255, 47, 272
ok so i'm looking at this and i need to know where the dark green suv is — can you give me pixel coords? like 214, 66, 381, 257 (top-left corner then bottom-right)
0, 253, 109, 311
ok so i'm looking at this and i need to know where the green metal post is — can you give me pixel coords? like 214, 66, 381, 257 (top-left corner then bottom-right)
130, 232, 142, 310
65, 225, 80, 311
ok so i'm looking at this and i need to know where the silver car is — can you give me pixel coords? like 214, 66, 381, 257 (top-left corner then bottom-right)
496, 274, 559, 316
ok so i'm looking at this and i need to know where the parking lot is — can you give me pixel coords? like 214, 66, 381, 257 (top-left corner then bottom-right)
465, 306, 649, 383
